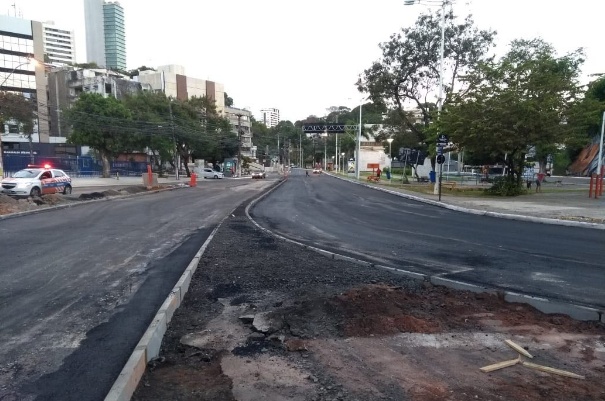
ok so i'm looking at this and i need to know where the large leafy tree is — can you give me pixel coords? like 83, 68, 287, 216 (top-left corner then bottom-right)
66, 93, 133, 177
567, 76, 605, 161
122, 91, 174, 175
186, 95, 233, 169
438, 39, 585, 185
357, 10, 496, 161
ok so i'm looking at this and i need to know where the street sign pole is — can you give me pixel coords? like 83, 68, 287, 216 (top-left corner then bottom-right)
438, 158, 443, 201
436, 134, 449, 201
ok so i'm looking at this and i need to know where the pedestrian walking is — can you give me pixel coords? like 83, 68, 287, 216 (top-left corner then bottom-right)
376, 167, 382, 179
535, 176, 542, 192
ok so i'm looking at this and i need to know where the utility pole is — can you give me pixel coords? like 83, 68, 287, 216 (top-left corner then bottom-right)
236, 113, 243, 177
169, 99, 179, 180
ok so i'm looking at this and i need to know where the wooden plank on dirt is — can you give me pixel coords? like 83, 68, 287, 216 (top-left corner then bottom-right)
505, 339, 533, 359
522, 361, 585, 379
480, 358, 520, 373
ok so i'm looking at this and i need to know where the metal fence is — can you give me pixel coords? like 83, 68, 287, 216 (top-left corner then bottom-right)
2, 154, 148, 178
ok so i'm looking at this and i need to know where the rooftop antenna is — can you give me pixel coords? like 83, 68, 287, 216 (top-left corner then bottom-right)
11, 2, 16, 16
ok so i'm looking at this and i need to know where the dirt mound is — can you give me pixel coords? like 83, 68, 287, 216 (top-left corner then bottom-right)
118, 186, 147, 195
0, 194, 18, 205
134, 212, 605, 401
79, 192, 106, 200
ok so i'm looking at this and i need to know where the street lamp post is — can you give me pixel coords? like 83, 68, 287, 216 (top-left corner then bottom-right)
356, 103, 362, 180
0, 59, 34, 88
321, 129, 328, 171
405, 0, 447, 198
598, 111, 605, 196
1, 58, 37, 177
341, 152, 345, 174
387, 138, 394, 184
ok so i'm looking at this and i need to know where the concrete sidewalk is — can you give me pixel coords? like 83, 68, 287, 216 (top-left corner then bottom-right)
71, 176, 182, 187
332, 174, 605, 225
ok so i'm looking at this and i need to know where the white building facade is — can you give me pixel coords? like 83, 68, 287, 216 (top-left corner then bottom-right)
42, 22, 76, 65
259, 108, 280, 128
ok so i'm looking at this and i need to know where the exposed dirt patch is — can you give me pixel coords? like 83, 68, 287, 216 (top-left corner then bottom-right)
132, 207, 605, 401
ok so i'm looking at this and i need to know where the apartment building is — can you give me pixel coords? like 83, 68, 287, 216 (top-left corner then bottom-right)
259, 108, 280, 128
42, 21, 76, 65
135, 65, 225, 113
47, 67, 151, 138
224, 107, 256, 160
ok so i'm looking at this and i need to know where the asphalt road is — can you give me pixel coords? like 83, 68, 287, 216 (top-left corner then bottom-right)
250, 170, 605, 310
0, 178, 274, 401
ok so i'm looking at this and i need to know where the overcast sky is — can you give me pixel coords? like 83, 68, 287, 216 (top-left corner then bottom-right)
2, 0, 603, 121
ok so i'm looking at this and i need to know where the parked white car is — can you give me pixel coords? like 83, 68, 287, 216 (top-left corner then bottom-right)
200, 168, 224, 179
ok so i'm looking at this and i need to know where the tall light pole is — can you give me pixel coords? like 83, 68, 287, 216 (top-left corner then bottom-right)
341, 152, 345, 174
405, 0, 448, 196
0, 58, 35, 88
387, 138, 394, 183
598, 111, 605, 195
323, 129, 328, 170
236, 113, 244, 177
168, 99, 179, 180
1, 58, 37, 177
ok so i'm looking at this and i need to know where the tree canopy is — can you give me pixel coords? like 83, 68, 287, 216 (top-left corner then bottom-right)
357, 9, 496, 159
437, 39, 585, 186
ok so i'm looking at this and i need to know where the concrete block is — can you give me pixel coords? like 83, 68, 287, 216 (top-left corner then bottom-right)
159, 290, 181, 323
137, 312, 168, 362
103, 348, 147, 401
504, 292, 602, 322
174, 270, 192, 301
430, 276, 494, 294
141, 173, 158, 187
377, 265, 426, 281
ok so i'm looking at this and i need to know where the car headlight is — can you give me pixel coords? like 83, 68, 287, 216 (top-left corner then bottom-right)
16, 182, 33, 188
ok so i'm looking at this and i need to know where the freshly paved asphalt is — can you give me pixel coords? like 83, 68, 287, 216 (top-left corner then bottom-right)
0, 178, 273, 401
250, 170, 605, 310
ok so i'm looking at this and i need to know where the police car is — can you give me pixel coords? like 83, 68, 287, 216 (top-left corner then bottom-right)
1, 164, 72, 197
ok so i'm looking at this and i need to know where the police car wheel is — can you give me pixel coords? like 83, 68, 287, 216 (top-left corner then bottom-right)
30, 187, 41, 197
63, 185, 72, 195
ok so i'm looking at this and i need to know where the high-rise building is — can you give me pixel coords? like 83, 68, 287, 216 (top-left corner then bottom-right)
42, 21, 76, 65
259, 108, 280, 128
84, 0, 126, 70
103, 1, 125, 70
0, 14, 50, 144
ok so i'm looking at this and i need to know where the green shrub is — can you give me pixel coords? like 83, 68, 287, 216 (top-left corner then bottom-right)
485, 176, 525, 196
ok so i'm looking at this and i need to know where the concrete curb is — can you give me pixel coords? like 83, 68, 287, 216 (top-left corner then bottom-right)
103, 179, 284, 401
245, 185, 604, 323
0, 185, 185, 221
327, 173, 605, 230
103, 208, 224, 401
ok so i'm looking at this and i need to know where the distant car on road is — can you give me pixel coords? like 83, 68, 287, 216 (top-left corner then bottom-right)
313, 168, 322, 174
1, 165, 72, 197
251, 171, 266, 179
200, 168, 224, 179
